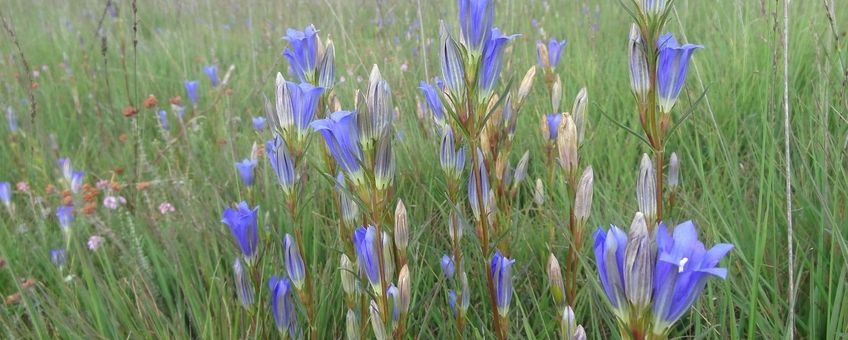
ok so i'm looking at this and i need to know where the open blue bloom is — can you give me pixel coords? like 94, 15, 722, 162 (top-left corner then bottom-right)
204, 65, 219, 87
545, 113, 562, 140
233, 258, 254, 307
56, 205, 73, 230
652, 221, 732, 331
458, 0, 495, 51
312, 111, 363, 181
221, 202, 259, 262
235, 159, 257, 186
284, 234, 307, 290
287, 81, 325, 135
283, 25, 319, 83
51, 249, 66, 268
266, 136, 297, 193
418, 81, 445, 123
158, 110, 169, 130
387, 284, 401, 324
184, 80, 199, 106
656, 33, 702, 113
353, 225, 381, 292
441, 255, 455, 280
0, 182, 10, 207
70, 171, 84, 194
478, 28, 519, 94
269, 275, 298, 338
252, 116, 266, 132
468, 149, 492, 222
539, 38, 567, 68
592, 225, 628, 314
490, 250, 515, 316
5, 106, 16, 133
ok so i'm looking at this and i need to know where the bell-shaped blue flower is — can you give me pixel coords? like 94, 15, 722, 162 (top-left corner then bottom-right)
539, 38, 567, 68
418, 81, 445, 124
70, 171, 84, 194
458, 0, 495, 51
592, 225, 628, 315
5, 106, 17, 133
656, 33, 702, 113
287, 81, 324, 136
478, 28, 519, 95
269, 275, 298, 338
158, 110, 170, 130
0, 182, 10, 207
56, 205, 74, 231
235, 159, 257, 186
652, 221, 732, 332
283, 25, 319, 83
51, 248, 66, 268
184, 80, 199, 106
312, 111, 363, 183
544, 113, 562, 141
284, 234, 307, 290
353, 225, 381, 292
204, 65, 219, 87
252, 116, 266, 132
266, 136, 297, 194
441, 254, 455, 280
490, 250, 515, 317
221, 202, 259, 262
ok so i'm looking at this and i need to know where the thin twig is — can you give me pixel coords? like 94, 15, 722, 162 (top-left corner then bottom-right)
782, 0, 795, 338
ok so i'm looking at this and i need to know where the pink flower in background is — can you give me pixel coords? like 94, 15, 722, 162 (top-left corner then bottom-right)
103, 196, 126, 210
159, 202, 175, 215
16, 182, 29, 192
96, 180, 110, 190
400, 63, 409, 72
87, 235, 104, 251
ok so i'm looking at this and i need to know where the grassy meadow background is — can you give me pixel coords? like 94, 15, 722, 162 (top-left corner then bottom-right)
1, 0, 846, 338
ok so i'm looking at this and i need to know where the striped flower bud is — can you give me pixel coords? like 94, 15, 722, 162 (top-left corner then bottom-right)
233, 258, 254, 307
571, 87, 588, 145
624, 212, 654, 311
394, 200, 408, 253
668, 152, 680, 188
636, 154, 657, 225
551, 75, 563, 112
340, 253, 356, 295
560, 306, 577, 340
375, 131, 395, 190
346, 309, 359, 340
513, 151, 530, 186
628, 24, 650, 105
574, 166, 594, 227
534, 178, 545, 206
382, 231, 395, 280
547, 253, 566, 309
557, 114, 578, 180
318, 39, 335, 89
448, 208, 464, 243
369, 300, 388, 340
398, 265, 411, 314
284, 234, 307, 290
515, 66, 537, 107
536, 40, 550, 69
459, 271, 470, 313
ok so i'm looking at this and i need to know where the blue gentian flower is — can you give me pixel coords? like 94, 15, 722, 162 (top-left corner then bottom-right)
266, 136, 297, 194
56, 205, 74, 230
70, 171, 84, 194
545, 38, 567, 68
387, 284, 401, 326
545, 113, 562, 140
204, 65, 219, 87
592, 225, 628, 315
353, 225, 381, 292
51, 249, 66, 268
5, 106, 16, 133
478, 28, 519, 95
656, 33, 702, 113
448, 290, 458, 317
221, 202, 259, 262
441, 255, 455, 280
252, 116, 266, 132
458, 0, 495, 51
235, 159, 257, 186
284, 234, 307, 290
233, 258, 254, 307
158, 110, 169, 130
287, 81, 325, 137
418, 81, 445, 123
283, 25, 319, 83
184, 80, 199, 106
439, 23, 466, 96
490, 250, 515, 317
311, 111, 363, 183
652, 221, 732, 331
269, 275, 298, 338
0, 182, 10, 207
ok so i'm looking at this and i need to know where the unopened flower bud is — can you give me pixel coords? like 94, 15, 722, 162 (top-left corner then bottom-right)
636, 154, 657, 225
624, 212, 655, 311
557, 114, 579, 180
382, 232, 395, 280
574, 166, 594, 226
534, 178, 545, 206
394, 200, 408, 252
560, 306, 577, 339
398, 265, 411, 313
448, 208, 464, 243
573, 325, 587, 340
537, 40, 550, 69
571, 87, 588, 145
459, 271, 470, 313
369, 300, 388, 340
516, 66, 537, 106
318, 39, 335, 89
668, 152, 680, 188
513, 151, 530, 186
628, 24, 650, 105
547, 253, 566, 309
346, 309, 359, 340
551, 75, 563, 112
340, 254, 356, 295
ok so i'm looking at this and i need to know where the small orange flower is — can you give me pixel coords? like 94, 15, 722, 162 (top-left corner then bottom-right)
110, 181, 121, 190
46, 184, 56, 194
21, 278, 36, 289
136, 181, 151, 191
5, 293, 21, 305
31, 82, 39, 90
216, 138, 227, 146
114, 167, 125, 175
122, 106, 139, 118
119, 133, 129, 142
143, 95, 158, 108
170, 96, 183, 106
62, 195, 73, 206
83, 202, 97, 215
